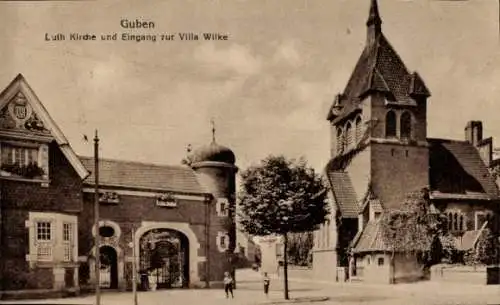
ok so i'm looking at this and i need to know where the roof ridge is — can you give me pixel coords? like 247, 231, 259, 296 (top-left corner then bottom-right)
427, 138, 469, 144
79, 155, 191, 170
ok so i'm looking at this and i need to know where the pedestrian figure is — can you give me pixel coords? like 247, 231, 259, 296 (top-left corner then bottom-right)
263, 272, 270, 298
223, 271, 234, 298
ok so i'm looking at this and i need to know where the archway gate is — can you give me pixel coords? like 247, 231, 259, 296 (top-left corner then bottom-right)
139, 228, 189, 288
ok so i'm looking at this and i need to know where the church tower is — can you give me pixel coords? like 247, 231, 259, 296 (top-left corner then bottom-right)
326, 0, 431, 212
315, 0, 432, 281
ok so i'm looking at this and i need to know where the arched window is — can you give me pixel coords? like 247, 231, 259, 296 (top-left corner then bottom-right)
346, 122, 353, 149
336, 127, 343, 153
385, 111, 397, 138
458, 215, 463, 231
355, 116, 362, 143
453, 213, 458, 231
400, 111, 412, 139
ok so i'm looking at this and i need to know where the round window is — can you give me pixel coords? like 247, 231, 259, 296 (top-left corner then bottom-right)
99, 226, 115, 238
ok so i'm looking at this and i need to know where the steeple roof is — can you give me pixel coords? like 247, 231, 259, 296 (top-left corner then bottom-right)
327, 0, 430, 123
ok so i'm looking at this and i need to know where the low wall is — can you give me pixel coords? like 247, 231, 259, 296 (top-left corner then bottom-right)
431, 265, 489, 285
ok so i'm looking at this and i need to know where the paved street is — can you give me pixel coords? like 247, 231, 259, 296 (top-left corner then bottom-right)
1, 269, 500, 305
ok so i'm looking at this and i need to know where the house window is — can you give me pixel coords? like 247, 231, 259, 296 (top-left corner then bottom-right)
36, 221, 52, 261
27, 212, 77, 265
63, 223, 73, 262
216, 232, 230, 252
385, 111, 397, 138
216, 198, 229, 217
374, 212, 381, 221
475, 211, 493, 230
0, 143, 47, 180
2, 144, 38, 166
400, 111, 412, 140
36, 221, 52, 241
378, 257, 384, 266
447, 211, 466, 231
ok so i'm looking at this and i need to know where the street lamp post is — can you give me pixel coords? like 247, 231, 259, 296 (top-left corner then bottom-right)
131, 226, 138, 305
94, 130, 101, 305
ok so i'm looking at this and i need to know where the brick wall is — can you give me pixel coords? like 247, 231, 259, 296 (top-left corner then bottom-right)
1, 142, 83, 291
371, 142, 429, 209
81, 188, 233, 286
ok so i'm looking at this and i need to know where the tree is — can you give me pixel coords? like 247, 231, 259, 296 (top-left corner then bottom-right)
380, 188, 448, 282
287, 232, 314, 266
238, 155, 328, 300
464, 225, 499, 266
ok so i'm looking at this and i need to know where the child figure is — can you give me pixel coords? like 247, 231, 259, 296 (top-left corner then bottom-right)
263, 272, 270, 298
223, 271, 234, 298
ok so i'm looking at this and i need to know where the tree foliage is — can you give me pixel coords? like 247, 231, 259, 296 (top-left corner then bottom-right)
464, 226, 499, 266
238, 155, 328, 300
238, 155, 328, 236
380, 188, 448, 265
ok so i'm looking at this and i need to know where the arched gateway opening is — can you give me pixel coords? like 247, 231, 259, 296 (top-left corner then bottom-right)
139, 229, 189, 289
99, 246, 118, 289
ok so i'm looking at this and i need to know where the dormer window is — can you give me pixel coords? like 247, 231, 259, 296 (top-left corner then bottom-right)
385, 110, 397, 138
400, 111, 412, 140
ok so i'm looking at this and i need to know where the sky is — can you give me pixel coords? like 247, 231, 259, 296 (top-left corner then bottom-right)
0, 0, 499, 172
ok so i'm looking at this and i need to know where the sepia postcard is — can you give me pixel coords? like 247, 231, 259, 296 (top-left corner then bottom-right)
0, 0, 499, 304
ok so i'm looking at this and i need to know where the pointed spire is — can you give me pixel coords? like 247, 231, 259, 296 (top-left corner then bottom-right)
367, 0, 382, 27
366, 0, 382, 45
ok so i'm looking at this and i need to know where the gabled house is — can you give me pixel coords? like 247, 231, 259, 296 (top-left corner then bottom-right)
0, 74, 89, 297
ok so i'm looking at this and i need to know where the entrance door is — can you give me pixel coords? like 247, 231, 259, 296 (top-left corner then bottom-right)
139, 229, 189, 289
100, 246, 118, 289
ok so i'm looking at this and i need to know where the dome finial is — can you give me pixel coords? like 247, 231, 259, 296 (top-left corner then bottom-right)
211, 118, 216, 143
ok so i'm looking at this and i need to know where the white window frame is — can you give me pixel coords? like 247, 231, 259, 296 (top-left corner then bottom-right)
216, 198, 229, 217
216, 232, 230, 252
475, 211, 493, 231
26, 212, 78, 265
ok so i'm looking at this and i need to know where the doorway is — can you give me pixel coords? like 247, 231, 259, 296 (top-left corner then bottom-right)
139, 229, 189, 288
100, 246, 118, 289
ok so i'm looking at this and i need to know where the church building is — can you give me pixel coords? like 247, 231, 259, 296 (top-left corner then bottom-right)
0, 74, 247, 299
313, 0, 500, 284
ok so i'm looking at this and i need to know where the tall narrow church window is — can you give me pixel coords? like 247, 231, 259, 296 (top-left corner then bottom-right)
400, 111, 412, 139
346, 122, 353, 149
355, 116, 362, 144
385, 111, 397, 138
336, 127, 343, 153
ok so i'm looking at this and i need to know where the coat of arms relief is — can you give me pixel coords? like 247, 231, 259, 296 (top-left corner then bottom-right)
0, 92, 50, 134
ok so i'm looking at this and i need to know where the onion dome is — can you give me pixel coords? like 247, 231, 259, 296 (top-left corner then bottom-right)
190, 141, 236, 164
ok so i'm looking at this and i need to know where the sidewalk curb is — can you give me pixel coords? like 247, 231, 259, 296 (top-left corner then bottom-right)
255, 296, 329, 304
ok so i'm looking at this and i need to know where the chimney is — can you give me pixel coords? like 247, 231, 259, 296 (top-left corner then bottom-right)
465, 121, 483, 146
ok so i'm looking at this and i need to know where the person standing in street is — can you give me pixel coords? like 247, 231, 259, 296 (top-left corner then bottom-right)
223, 271, 234, 298
263, 272, 270, 298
